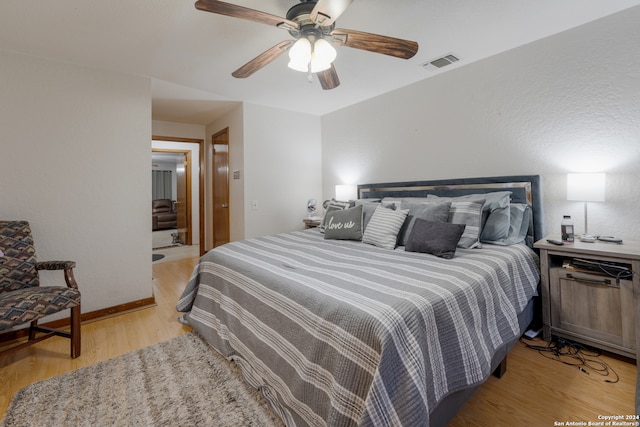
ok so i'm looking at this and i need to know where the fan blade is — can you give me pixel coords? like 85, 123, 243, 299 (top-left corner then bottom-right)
195, 0, 299, 31
310, 0, 353, 27
317, 64, 340, 90
232, 40, 294, 78
330, 28, 418, 59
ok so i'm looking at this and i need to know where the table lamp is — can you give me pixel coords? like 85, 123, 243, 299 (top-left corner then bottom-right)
566, 172, 605, 239
335, 184, 357, 202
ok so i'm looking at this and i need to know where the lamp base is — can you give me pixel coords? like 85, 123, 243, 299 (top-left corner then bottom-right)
579, 234, 596, 243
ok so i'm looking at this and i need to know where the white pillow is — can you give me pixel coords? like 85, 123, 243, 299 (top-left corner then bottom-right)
362, 206, 409, 250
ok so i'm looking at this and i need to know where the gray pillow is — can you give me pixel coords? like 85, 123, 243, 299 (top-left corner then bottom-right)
319, 200, 351, 232
405, 218, 466, 259
448, 199, 485, 249
397, 201, 451, 246
427, 191, 511, 212
428, 192, 512, 244
361, 202, 396, 231
354, 198, 381, 205
323, 204, 363, 241
362, 205, 409, 250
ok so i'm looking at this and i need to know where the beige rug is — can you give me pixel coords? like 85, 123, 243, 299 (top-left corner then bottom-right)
1, 333, 284, 427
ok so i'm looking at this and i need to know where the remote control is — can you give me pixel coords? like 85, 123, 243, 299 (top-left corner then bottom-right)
546, 239, 564, 246
597, 236, 623, 243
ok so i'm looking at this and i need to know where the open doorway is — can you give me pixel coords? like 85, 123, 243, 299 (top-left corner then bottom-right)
152, 136, 205, 261
152, 150, 190, 247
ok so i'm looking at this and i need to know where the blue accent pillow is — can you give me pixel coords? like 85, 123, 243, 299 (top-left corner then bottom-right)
480, 206, 510, 242
483, 203, 530, 245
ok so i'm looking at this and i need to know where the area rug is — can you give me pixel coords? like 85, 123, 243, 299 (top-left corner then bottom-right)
152, 253, 165, 262
1, 333, 284, 427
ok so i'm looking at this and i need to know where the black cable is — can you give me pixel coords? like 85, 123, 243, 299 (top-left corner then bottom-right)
570, 258, 634, 284
520, 337, 619, 383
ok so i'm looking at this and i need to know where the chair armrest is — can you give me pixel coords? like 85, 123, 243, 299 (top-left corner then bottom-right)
36, 261, 76, 270
36, 261, 79, 289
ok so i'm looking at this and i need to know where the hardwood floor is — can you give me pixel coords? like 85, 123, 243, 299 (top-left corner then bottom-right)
1, 255, 637, 424
0, 256, 198, 418
450, 340, 637, 425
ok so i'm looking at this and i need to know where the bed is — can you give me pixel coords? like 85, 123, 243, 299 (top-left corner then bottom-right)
177, 175, 544, 426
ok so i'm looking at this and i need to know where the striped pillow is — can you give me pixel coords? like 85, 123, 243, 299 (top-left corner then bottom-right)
448, 200, 485, 248
362, 206, 409, 250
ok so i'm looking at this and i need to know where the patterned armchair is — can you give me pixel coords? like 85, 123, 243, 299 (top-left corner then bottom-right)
0, 221, 81, 358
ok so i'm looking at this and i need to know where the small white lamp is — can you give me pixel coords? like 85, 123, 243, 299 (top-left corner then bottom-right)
335, 184, 357, 202
567, 173, 605, 238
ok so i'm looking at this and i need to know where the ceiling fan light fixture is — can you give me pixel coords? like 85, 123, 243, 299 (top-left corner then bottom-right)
287, 37, 312, 72
310, 38, 337, 72
197, 0, 417, 89
288, 36, 337, 73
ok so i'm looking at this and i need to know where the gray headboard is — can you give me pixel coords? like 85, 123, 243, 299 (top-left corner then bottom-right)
358, 175, 545, 246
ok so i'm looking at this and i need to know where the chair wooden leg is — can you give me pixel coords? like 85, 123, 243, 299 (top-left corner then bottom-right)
70, 305, 81, 358
28, 320, 38, 340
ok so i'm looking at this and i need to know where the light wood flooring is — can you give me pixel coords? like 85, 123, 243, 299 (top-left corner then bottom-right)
1, 255, 637, 425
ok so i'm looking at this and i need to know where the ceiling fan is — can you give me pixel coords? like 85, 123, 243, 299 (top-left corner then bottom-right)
195, 0, 419, 90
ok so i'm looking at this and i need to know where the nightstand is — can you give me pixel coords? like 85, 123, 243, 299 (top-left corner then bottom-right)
303, 217, 322, 229
534, 237, 640, 360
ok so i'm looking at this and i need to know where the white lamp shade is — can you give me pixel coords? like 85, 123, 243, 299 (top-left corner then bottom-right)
309, 39, 337, 73
567, 173, 605, 202
335, 184, 357, 201
287, 38, 312, 72
288, 37, 336, 73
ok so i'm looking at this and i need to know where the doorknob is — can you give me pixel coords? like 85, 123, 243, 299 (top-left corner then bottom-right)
221, 204, 229, 208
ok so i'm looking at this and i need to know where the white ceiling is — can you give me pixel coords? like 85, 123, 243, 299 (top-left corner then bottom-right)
2, 0, 639, 124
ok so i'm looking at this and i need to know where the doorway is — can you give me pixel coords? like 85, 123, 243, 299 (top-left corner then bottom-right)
152, 150, 191, 245
152, 136, 205, 256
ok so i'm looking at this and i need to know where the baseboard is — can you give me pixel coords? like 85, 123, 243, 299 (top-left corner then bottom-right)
0, 297, 156, 344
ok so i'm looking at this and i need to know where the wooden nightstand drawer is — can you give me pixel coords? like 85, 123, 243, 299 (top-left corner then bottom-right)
303, 217, 322, 229
535, 237, 640, 360
549, 267, 635, 355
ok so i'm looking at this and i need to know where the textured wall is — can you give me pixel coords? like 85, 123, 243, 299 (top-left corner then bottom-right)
0, 50, 153, 313
243, 104, 323, 239
322, 6, 640, 241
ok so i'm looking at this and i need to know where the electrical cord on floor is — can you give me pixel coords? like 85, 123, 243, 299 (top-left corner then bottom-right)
520, 337, 619, 383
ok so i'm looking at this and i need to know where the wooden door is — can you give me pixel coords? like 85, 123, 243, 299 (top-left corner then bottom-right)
175, 152, 191, 245
212, 129, 230, 247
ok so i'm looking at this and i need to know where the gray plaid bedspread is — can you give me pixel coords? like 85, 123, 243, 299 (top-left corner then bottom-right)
177, 229, 539, 426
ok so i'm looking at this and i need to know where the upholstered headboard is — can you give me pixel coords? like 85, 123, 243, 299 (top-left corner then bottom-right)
358, 175, 545, 246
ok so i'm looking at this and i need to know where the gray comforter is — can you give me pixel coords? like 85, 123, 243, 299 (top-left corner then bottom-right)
177, 229, 539, 426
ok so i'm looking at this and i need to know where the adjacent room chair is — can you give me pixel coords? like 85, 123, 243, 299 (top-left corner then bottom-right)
0, 220, 81, 358
152, 199, 177, 231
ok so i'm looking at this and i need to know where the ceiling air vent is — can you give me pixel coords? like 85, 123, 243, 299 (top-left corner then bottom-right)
421, 53, 459, 71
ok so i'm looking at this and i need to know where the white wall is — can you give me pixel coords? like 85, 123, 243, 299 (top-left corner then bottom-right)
152, 120, 205, 141
243, 103, 322, 239
322, 7, 640, 241
0, 50, 153, 313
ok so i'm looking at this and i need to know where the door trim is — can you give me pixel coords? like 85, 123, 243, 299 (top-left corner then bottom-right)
152, 135, 205, 256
